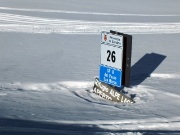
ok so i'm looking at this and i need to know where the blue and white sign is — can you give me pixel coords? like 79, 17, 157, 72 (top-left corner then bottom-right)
99, 31, 123, 87
99, 65, 122, 87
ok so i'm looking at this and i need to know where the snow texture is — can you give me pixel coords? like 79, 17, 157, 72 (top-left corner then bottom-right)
0, 0, 180, 134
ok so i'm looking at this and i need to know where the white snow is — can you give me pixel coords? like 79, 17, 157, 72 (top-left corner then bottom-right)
0, 12, 180, 34
1, 6, 180, 17
150, 73, 180, 79
0, 0, 180, 134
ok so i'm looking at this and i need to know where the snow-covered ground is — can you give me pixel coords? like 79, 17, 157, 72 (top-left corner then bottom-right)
0, 0, 180, 134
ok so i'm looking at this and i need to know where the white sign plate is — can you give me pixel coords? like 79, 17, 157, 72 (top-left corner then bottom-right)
101, 44, 123, 70
101, 31, 123, 47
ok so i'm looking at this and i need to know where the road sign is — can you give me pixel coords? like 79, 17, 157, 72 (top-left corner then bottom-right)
99, 65, 122, 87
94, 31, 133, 103
99, 31, 124, 87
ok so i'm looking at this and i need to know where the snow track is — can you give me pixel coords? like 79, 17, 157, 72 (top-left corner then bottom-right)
0, 12, 180, 34
51, 117, 180, 131
150, 73, 180, 79
1, 6, 180, 17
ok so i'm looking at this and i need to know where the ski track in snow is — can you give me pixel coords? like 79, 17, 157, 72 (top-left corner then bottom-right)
0, 12, 180, 34
49, 116, 180, 131
0, 81, 93, 91
1, 6, 180, 17
150, 73, 180, 79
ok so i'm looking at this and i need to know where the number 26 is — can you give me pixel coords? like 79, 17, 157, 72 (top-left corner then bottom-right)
107, 50, 116, 63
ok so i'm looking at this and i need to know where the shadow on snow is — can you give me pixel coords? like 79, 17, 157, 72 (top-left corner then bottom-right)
130, 53, 166, 86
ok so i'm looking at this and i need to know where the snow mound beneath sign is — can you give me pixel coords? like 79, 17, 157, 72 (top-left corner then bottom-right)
1, 76, 180, 133
1, 75, 180, 109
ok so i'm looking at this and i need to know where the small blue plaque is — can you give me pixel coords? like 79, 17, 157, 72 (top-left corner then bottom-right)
99, 65, 122, 87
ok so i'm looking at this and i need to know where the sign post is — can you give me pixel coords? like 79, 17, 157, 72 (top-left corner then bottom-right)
93, 30, 134, 103
110, 30, 132, 87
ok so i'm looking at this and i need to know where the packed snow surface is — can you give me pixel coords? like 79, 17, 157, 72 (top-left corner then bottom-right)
0, 0, 180, 134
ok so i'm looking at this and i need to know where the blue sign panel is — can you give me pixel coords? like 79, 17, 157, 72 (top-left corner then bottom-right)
99, 65, 122, 87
